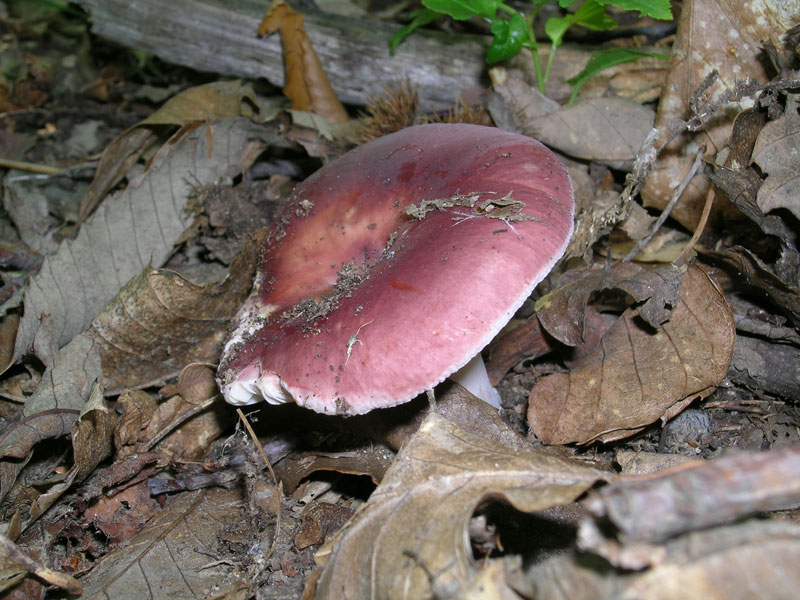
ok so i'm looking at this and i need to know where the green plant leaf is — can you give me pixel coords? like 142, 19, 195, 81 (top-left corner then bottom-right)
487, 13, 528, 63
544, 15, 573, 46
388, 9, 442, 54
566, 47, 669, 105
596, 0, 672, 20
573, 0, 617, 30
423, 0, 499, 20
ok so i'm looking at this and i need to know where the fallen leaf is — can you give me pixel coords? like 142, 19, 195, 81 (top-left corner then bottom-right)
528, 265, 735, 445
528, 97, 655, 169
90, 232, 263, 393
78, 80, 264, 221
309, 411, 608, 599
258, 0, 348, 123
751, 95, 800, 220
2, 118, 278, 374
26, 381, 117, 523
78, 488, 254, 599
536, 262, 684, 347
707, 245, 800, 328
0, 532, 81, 595
642, 0, 794, 228
489, 68, 654, 169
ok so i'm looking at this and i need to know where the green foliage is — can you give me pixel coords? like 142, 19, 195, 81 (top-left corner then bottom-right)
566, 47, 668, 105
389, 0, 672, 98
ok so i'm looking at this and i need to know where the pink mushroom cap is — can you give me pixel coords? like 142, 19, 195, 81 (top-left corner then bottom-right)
217, 123, 574, 415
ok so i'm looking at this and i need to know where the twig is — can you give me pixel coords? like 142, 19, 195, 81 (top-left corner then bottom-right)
236, 407, 282, 562
622, 147, 706, 262
0, 158, 61, 175
674, 185, 716, 266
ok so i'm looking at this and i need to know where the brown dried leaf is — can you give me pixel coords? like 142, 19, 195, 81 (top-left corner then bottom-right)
309, 411, 608, 599
3, 118, 279, 374
0, 532, 81, 595
528, 97, 655, 169
90, 229, 263, 394
642, 0, 795, 228
27, 382, 117, 522
536, 262, 684, 347
114, 390, 157, 457
708, 245, 800, 327
259, 0, 348, 123
79, 488, 251, 599
752, 96, 800, 220
79, 80, 263, 221
490, 68, 654, 168
528, 265, 735, 445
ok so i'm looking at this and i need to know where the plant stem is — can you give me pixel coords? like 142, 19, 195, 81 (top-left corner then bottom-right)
543, 43, 558, 92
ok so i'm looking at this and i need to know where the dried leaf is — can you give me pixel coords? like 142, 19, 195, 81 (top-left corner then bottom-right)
90, 232, 263, 393
79, 80, 263, 221
0, 532, 81, 595
528, 266, 735, 445
489, 69, 654, 168
642, 0, 794, 228
751, 96, 800, 220
79, 488, 251, 599
536, 262, 684, 347
528, 97, 654, 169
258, 0, 348, 123
26, 381, 117, 522
0, 333, 102, 500
2, 118, 278, 374
310, 411, 607, 599
708, 245, 800, 328
114, 390, 158, 457
485, 316, 555, 386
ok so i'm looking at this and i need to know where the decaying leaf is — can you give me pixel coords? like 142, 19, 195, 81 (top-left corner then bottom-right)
752, 95, 800, 221
0, 532, 81, 595
489, 68, 654, 169
78, 488, 253, 599
79, 80, 266, 221
0, 333, 100, 500
2, 118, 280, 374
26, 381, 117, 523
528, 97, 655, 170
258, 0, 349, 123
642, 0, 795, 228
309, 411, 608, 599
536, 262, 684, 347
528, 265, 735, 445
90, 232, 264, 393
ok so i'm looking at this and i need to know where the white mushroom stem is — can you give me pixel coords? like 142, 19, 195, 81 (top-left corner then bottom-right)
449, 354, 502, 411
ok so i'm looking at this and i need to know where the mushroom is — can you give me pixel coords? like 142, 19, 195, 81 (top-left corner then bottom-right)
217, 123, 573, 415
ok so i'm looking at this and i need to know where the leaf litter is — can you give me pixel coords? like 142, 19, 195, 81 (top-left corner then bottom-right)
1, 0, 800, 598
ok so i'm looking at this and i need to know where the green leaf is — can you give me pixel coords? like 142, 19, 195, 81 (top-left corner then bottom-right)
544, 15, 573, 46
487, 13, 528, 63
566, 47, 669, 105
596, 0, 672, 20
423, 0, 499, 20
573, 0, 617, 30
388, 9, 442, 54
557, 0, 578, 7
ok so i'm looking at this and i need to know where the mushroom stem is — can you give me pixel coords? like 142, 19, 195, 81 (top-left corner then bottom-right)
449, 354, 502, 411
